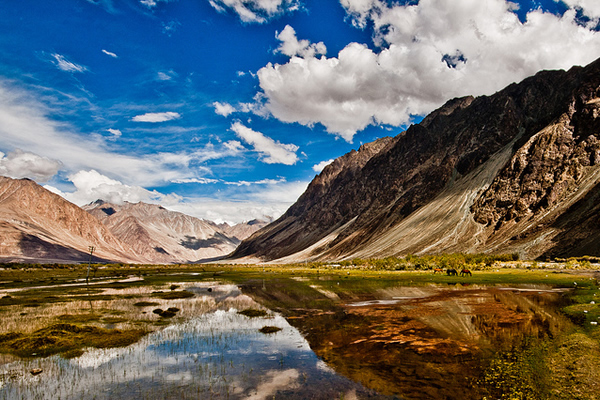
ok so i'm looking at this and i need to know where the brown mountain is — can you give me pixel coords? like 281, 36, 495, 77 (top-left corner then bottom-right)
0, 177, 267, 264
84, 201, 248, 263
0, 177, 143, 263
231, 57, 600, 262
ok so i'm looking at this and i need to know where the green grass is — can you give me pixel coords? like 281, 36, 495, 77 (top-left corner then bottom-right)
0, 323, 148, 358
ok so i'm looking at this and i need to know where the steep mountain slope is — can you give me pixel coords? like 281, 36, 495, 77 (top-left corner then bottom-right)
231, 57, 600, 262
84, 201, 253, 263
0, 177, 142, 263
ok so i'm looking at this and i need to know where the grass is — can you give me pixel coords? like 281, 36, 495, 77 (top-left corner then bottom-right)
0, 259, 598, 399
0, 323, 148, 359
238, 309, 268, 318
258, 326, 282, 334
151, 290, 195, 299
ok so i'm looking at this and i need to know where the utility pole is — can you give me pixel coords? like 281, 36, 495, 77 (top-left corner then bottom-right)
86, 246, 95, 285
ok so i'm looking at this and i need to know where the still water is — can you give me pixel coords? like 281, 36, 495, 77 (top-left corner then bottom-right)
0, 279, 573, 400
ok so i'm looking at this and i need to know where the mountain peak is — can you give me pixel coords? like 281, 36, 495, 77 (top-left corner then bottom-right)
230, 56, 600, 262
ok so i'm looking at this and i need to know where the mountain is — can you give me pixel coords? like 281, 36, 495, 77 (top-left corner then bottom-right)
0, 177, 269, 264
219, 218, 273, 242
0, 177, 143, 263
231, 57, 600, 262
84, 201, 267, 263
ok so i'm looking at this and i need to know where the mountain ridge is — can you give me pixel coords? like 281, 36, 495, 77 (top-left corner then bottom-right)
230, 57, 600, 262
0, 177, 269, 264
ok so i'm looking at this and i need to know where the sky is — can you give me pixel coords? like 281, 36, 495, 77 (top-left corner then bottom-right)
1, 0, 600, 224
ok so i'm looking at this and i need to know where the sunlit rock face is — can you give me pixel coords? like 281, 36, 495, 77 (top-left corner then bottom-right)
0, 177, 270, 264
231, 57, 600, 262
84, 201, 244, 263
0, 177, 142, 264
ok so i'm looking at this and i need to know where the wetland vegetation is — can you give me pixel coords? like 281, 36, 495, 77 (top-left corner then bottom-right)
0, 255, 598, 399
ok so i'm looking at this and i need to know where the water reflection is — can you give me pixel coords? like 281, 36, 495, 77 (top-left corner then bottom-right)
0, 283, 391, 400
240, 280, 574, 400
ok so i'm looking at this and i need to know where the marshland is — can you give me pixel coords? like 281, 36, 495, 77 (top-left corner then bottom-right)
0, 255, 599, 400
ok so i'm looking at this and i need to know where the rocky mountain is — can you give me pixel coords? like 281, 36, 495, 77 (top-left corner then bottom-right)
219, 218, 273, 243
231, 57, 600, 262
84, 201, 269, 263
0, 177, 269, 264
0, 177, 143, 263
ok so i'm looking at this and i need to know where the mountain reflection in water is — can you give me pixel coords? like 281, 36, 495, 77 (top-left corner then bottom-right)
0, 283, 391, 400
240, 280, 573, 400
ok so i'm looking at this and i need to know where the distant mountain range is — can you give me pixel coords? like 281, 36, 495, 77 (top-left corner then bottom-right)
0, 176, 270, 264
231, 57, 600, 263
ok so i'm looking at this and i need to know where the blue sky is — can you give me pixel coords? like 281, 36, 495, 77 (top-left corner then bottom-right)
1, 0, 600, 224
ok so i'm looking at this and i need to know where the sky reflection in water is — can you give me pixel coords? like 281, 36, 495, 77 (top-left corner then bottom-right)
0, 284, 390, 400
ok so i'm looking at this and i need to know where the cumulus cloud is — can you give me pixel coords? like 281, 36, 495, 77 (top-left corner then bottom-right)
312, 159, 334, 173
208, 0, 301, 23
230, 121, 299, 165
0, 149, 62, 182
275, 25, 326, 58
131, 111, 181, 122
560, 0, 600, 19
46, 170, 181, 207
102, 49, 118, 58
51, 53, 88, 73
256, 0, 600, 141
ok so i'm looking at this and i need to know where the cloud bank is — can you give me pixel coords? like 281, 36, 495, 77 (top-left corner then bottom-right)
256, 0, 600, 141
0, 149, 62, 182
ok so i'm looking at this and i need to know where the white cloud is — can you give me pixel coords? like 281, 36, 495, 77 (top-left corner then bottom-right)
0, 79, 201, 187
171, 177, 220, 184
560, 0, 600, 19
312, 159, 334, 173
224, 177, 286, 186
45, 169, 170, 206
275, 25, 326, 58
157, 70, 177, 81
131, 111, 181, 122
213, 101, 236, 117
107, 128, 122, 137
208, 0, 301, 23
0, 149, 62, 182
44, 169, 306, 224
230, 121, 299, 165
140, 0, 172, 8
162, 20, 181, 35
164, 180, 309, 224
51, 53, 88, 73
102, 49, 118, 58
256, 0, 600, 142
224, 140, 245, 152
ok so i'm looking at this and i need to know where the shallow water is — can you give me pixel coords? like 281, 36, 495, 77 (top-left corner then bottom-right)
0, 278, 576, 400
0, 282, 390, 399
